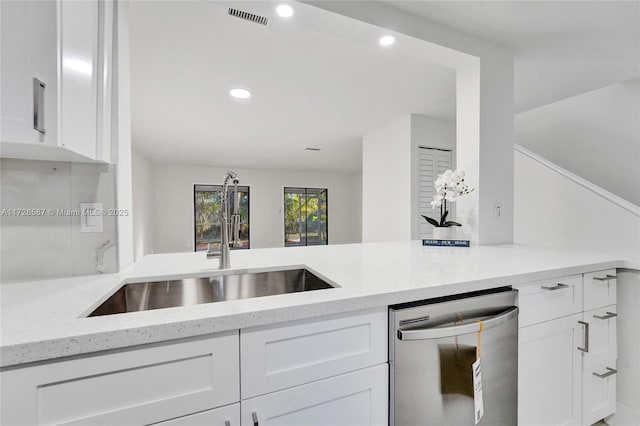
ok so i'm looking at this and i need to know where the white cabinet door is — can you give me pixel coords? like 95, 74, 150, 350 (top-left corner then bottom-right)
241, 364, 388, 426
582, 305, 617, 369
1, 0, 109, 162
59, 0, 99, 159
518, 314, 583, 426
95, 0, 114, 162
152, 403, 240, 426
0, 0, 58, 145
583, 361, 617, 426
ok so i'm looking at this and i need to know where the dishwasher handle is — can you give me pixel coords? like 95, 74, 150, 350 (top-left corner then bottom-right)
397, 306, 518, 341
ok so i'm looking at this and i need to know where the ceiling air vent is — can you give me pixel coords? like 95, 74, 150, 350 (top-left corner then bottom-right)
228, 8, 269, 26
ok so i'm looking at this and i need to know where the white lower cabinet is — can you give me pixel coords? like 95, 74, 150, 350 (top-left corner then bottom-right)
517, 269, 618, 426
583, 362, 617, 426
518, 314, 583, 426
152, 404, 240, 426
0, 333, 240, 426
240, 307, 389, 426
0, 308, 389, 426
582, 305, 617, 369
241, 364, 388, 426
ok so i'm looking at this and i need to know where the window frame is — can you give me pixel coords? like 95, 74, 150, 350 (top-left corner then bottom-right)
283, 187, 328, 247
193, 183, 250, 252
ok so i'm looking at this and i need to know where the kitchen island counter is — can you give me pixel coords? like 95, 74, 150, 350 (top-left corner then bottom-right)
0, 241, 633, 367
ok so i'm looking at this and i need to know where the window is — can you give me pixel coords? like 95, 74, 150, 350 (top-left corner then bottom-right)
194, 184, 249, 251
284, 187, 328, 247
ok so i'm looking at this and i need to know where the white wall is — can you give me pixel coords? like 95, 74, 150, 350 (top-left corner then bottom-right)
132, 148, 154, 260
410, 115, 456, 151
350, 173, 363, 244
514, 150, 639, 260
311, 1, 515, 244
456, 56, 515, 244
514, 149, 640, 424
151, 163, 361, 253
362, 114, 456, 242
0, 158, 118, 282
362, 115, 412, 242
515, 77, 640, 206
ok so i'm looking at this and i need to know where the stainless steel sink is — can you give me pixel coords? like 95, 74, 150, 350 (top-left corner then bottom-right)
88, 268, 335, 317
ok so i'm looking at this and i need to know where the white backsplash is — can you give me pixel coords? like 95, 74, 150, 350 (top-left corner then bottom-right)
1, 158, 118, 282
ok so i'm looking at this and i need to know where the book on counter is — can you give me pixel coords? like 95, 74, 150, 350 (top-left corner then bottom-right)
422, 239, 470, 247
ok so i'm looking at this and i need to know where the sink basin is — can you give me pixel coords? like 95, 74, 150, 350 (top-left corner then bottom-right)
88, 268, 335, 317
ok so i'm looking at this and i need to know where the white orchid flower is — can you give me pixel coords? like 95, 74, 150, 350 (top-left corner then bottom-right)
423, 169, 473, 228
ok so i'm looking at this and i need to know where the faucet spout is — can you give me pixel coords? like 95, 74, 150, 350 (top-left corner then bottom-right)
207, 171, 240, 269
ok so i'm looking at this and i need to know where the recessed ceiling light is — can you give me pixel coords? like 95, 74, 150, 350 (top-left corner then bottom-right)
276, 4, 294, 18
230, 88, 251, 99
379, 35, 396, 47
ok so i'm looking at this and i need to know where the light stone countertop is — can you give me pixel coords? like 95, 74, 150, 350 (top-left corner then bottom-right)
0, 241, 633, 368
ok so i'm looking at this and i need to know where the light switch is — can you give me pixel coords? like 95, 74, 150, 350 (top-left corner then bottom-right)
86, 210, 99, 227
494, 203, 503, 218
81, 203, 103, 233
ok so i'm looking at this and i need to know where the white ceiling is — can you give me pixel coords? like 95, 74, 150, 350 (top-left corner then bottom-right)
130, 0, 640, 172
129, 1, 456, 173
385, 0, 640, 113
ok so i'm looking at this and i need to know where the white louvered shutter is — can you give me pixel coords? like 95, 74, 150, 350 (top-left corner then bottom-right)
418, 147, 452, 239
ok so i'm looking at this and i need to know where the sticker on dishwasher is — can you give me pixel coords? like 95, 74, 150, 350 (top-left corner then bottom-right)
473, 358, 484, 424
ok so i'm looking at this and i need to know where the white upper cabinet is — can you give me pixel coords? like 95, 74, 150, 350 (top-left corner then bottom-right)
1, 0, 58, 146
59, 0, 99, 159
0, 0, 112, 163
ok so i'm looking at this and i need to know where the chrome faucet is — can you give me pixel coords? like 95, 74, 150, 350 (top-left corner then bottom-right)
207, 171, 241, 269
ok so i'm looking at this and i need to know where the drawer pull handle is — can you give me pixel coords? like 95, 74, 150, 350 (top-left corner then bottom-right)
593, 312, 618, 320
578, 321, 589, 353
593, 275, 616, 281
252, 412, 259, 426
541, 283, 569, 291
593, 367, 617, 378
225, 421, 231, 426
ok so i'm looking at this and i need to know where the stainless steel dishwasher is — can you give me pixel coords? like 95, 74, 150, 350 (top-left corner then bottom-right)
389, 288, 518, 426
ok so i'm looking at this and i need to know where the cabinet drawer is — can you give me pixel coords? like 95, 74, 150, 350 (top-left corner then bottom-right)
240, 307, 387, 399
152, 403, 240, 426
514, 275, 582, 327
583, 361, 617, 426
241, 364, 388, 426
584, 270, 616, 311
0, 332, 239, 426
582, 305, 617, 369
